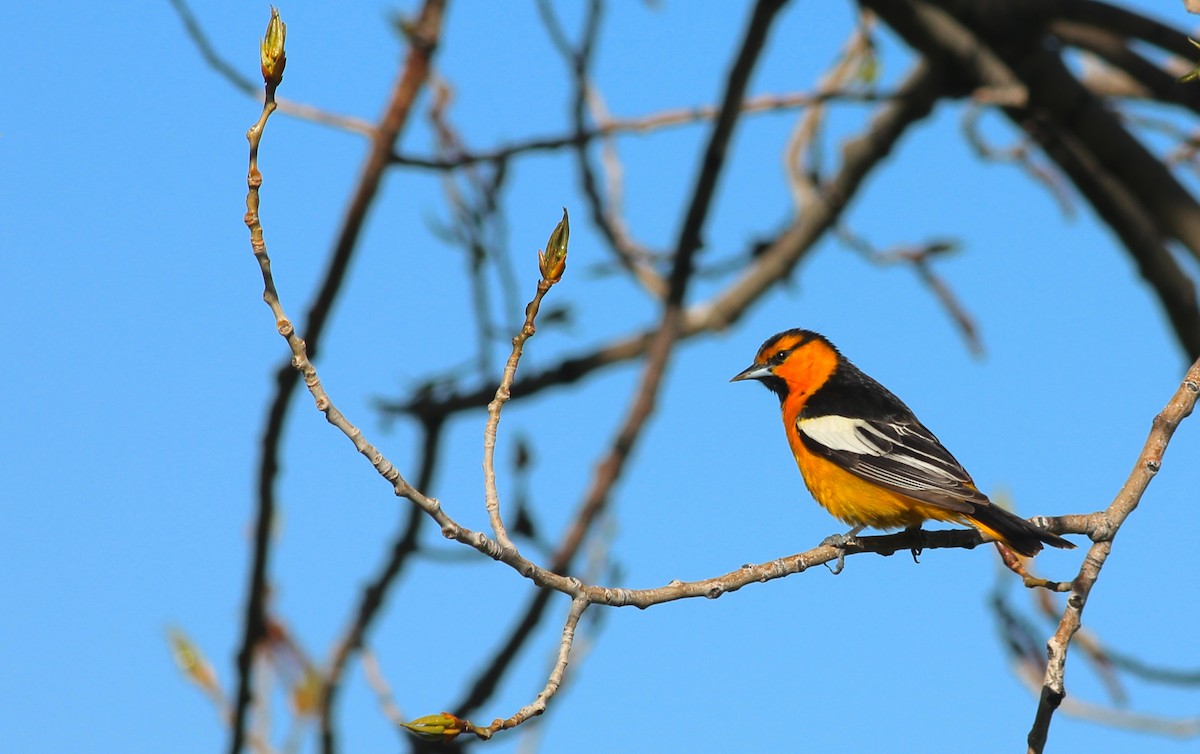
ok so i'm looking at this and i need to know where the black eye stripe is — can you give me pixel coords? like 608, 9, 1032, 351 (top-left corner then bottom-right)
770, 342, 800, 363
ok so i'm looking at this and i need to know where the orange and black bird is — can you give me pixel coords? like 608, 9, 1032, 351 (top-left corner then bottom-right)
732, 329, 1074, 556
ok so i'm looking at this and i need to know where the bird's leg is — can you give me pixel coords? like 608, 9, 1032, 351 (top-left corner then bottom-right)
820, 525, 864, 574
905, 524, 924, 563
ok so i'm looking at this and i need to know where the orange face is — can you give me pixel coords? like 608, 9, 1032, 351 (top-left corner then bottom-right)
762, 333, 838, 405
732, 329, 840, 415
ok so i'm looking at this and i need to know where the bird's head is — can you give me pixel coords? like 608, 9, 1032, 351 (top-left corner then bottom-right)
731, 329, 840, 404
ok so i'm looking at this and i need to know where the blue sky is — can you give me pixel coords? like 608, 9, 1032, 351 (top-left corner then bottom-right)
4, 2, 1200, 753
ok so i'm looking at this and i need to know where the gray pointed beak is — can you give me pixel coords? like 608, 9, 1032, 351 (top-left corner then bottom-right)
731, 363, 771, 383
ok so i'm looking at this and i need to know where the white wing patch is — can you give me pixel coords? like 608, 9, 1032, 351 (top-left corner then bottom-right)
797, 415, 887, 456
798, 415, 963, 486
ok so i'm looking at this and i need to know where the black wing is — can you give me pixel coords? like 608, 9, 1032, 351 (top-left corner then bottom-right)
796, 413, 988, 512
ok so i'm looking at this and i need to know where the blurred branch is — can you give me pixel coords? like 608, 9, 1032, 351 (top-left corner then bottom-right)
1051, 20, 1200, 115
1121, 113, 1200, 173
168, 0, 375, 135
960, 104, 1075, 217
1104, 650, 1200, 687
997, 586, 1200, 740
426, 77, 519, 376
390, 89, 894, 169
537, 0, 668, 297
1021, 676, 1200, 739
360, 649, 407, 727
382, 60, 946, 423
318, 417, 443, 754
1052, 0, 1200, 64
837, 226, 983, 357
864, 0, 1200, 358
786, 12, 876, 208
1025, 85, 1200, 360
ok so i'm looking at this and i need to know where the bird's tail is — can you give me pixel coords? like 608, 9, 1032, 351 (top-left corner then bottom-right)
968, 504, 1075, 557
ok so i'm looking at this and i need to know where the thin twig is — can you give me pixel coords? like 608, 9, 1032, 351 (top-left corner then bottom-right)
360, 649, 408, 726
471, 597, 590, 740
231, 10, 287, 751
1015, 656, 1200, 739
231, 4, 447, 753
483, 211, 569, 548
391, 89, 893, 170
1026, 357, 1200, 753
426, 76, 521, 375
168, 0, 375, 135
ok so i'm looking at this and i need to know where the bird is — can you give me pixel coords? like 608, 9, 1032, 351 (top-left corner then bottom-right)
731, 328, 1074, 557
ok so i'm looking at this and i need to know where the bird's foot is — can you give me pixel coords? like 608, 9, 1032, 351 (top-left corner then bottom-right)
821, 526, 864, 575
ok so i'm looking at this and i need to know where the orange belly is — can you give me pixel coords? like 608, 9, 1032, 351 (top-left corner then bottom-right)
793, 445, 967, 530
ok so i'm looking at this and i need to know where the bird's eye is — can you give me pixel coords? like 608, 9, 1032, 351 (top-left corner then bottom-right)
773, 349, 788, 362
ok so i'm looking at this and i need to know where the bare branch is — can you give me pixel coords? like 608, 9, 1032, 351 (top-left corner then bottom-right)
864, 0, 1200, 358
230, 4, 447, 753
391, 89, 894, 170
231, 10, 288, 750
483, 211, 570, 549
1027, 357, 1200, 753
474, 597, 590, 740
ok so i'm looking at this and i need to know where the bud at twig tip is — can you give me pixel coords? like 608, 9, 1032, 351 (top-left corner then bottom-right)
1179, 38, 1200, 83
538, 207, 570, 283
260, 6, 287, 86
400, 712, 467, 742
